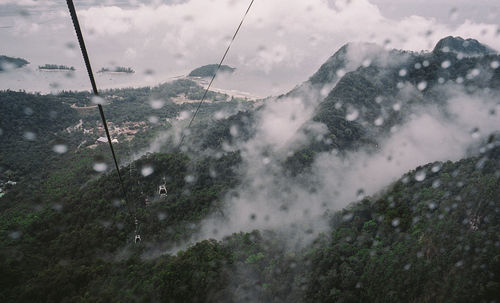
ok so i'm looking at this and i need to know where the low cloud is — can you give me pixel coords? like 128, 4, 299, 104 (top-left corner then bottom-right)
167, 80, 499, 253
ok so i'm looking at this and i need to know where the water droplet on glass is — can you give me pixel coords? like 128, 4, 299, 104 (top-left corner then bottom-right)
141, 165, 154, 177
343, 212, 353, 222
414, 62, 422, 69
398, 69, 407, 77
53, 144, 68, 154
422, 60, 430, 67
428, 201, 437, 210
93, 162, 108, 172
456, 77, 464, 84
404, 264, 411, 270
362, 59, 371, 67
356, 188, 365, 200
230, 125, 239, 137
150, 99, 165, 109
415, 169, 426, 182
491, 61, 500, 69
392, 103, 401, 111
470, 127, 480, 139
185, 175, 195, 183
374, 117, 384, 126
467, 68, 480, 79
148, 116, 159, 124
391, 218, 400, 227
336, 69, 346, 77
431, 163, 442, 173
9, 231, 22, 240
24, 107, 33, 115
91, 96, 107, 105
441, 60, 451, 69
23, 131, 36, 141
346, 107, 359, 121
417, 81, 427, 91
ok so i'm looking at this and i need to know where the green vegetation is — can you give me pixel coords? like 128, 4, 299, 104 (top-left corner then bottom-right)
0, 36, 499, 302
188, 64, 235, 77
98, 66, 135, 73
38, 64, 75, 71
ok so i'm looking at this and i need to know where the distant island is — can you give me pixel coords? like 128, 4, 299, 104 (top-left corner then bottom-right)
98, 66, 135, 74
188, 64, 235, 77
0, 55, 29, 71
38, 64, 75, 71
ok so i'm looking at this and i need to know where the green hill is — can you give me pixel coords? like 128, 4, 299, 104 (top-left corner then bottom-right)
188, 64, 235, 77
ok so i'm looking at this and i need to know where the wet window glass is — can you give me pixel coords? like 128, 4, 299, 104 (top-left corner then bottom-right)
1, 0, 499, 302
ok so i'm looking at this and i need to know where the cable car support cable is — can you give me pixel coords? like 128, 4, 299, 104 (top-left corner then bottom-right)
178, 0, 255, 147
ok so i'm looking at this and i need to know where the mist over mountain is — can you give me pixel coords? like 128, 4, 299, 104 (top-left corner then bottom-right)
1, 36, 499, 302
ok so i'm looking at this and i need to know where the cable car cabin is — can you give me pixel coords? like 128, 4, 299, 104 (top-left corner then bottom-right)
159, 184, 167, 196
135, 234, 141, 243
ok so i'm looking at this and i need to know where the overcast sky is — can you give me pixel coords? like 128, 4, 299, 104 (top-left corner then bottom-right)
1, 0, 499, 95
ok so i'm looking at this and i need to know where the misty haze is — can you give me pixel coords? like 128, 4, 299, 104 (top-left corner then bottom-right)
1, 0, 499, 302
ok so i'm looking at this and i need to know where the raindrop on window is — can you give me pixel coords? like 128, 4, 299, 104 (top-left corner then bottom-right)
112, 199, 122, 207
148, 116, 159, 124
415, 169, 426, 182
441, 60, 451, 69
466, 69, 480, 79
24, 107, 33, 115
431, 163, 442, 173
398, 69, 407, 77
404, 264, 411, 270
23, 131, 36, 141
422, 60, 430, 67
336, 69, 346, 77
470, 127, 480, 139
391, 218, 400, 227
374, 117, 384, 126
185, 175, 195, 183
417, 81, 427, 91
491, 61, 500, 69
362, 59, 371, 67
141, 165, 154, 177
93, 162, 108, 172
356, 188, 365, 200
392, 103, 401, 111
53, 144, 68, 154
428, 202, 437, 210
343, 212, 353, 222
456, 77, 464, 84
9, 231, 22, 240
91, 96, 107, 105
230, 125, 239, 137
345, 107, 359, 121
150, 99, 165, 109
414, 62, 422, 69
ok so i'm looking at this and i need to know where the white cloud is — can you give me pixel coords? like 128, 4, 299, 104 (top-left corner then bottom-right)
1, 0, 499, 94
